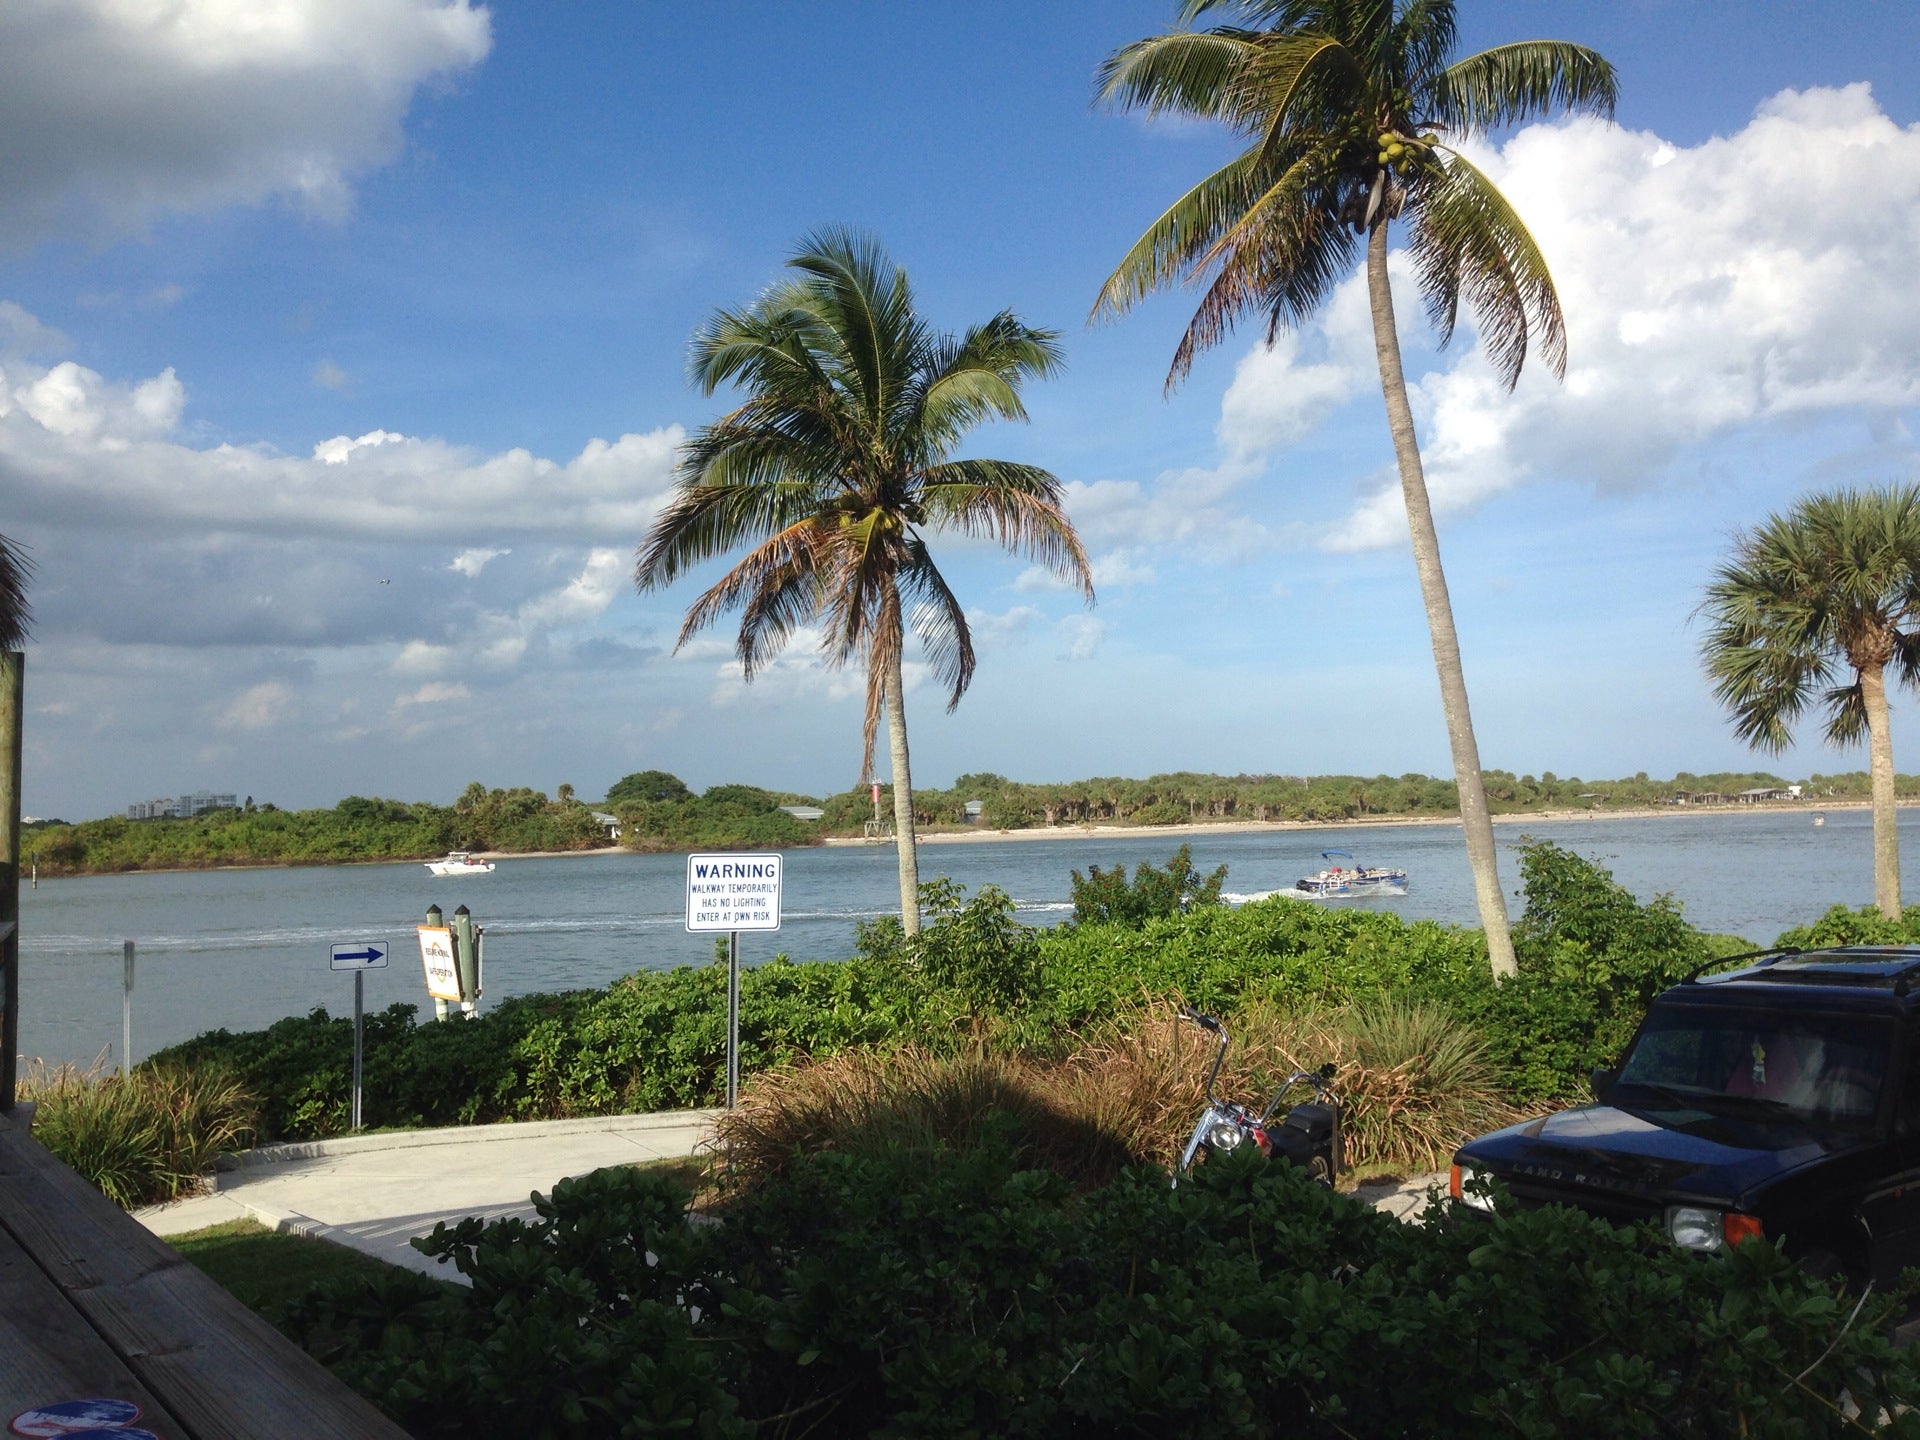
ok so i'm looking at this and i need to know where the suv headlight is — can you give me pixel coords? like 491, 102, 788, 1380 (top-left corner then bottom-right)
1666, 1206, 1723, 1251
1449, 1163, 1496, 1212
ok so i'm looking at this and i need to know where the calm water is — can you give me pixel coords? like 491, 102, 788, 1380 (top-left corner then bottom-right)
14, 807, 1910, 1069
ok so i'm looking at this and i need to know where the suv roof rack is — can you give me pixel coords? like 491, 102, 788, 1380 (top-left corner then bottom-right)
1687, 945, 1920, 996
1683, 947, 1798, 984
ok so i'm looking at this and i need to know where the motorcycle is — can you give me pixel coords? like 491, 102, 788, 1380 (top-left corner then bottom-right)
1175, 1008, 1341, 1185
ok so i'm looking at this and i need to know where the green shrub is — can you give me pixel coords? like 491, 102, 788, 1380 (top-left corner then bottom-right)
1444, 841, 1713, 1102
1069, 843, 1226, 926
1774, 903, 1920, 949
25, 1061, 258, 1208
282, 1144, 1920, 1439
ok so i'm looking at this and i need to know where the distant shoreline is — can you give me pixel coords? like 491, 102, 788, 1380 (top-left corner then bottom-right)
822, 799, 1871, 848
31, 801, 1873, 879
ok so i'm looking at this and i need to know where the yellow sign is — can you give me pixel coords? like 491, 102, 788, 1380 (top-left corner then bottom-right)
418, 925, 460, 1002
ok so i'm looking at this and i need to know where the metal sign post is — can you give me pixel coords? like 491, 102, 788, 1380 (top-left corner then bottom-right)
685, 854, 782, 1109
330, 942, 389, 1131
121, 941, 135, 1075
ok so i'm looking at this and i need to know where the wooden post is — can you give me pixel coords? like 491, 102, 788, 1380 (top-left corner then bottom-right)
0, 652, 21, 1112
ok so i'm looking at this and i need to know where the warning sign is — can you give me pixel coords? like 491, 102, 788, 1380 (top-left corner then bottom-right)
418, 925, 461, 1001
685, 853, 783, 933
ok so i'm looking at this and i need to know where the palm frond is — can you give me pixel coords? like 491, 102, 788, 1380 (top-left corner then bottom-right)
1238, 34, 1362, 169
1409, 147, 1566, 386
1823, 680, 1869, 748
1432, 41, 1617, 134
0, 534, 30, 650
899, 538, 975, 710
1095, 30, 1261, 125
919, 461, 1095, 601
673, 522, 826, 667
636, 472, 828, 591
1091, 152, 1269, 321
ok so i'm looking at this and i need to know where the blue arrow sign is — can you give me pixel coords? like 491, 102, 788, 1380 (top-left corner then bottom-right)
330, 943, 390, 971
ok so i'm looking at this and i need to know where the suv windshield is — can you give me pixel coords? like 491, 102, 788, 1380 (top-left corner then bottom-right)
1614, 1004, 1892, 1129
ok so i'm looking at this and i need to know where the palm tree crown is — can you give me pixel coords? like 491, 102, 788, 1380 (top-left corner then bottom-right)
1701, 488, 1920, 751
637, 230, 1093, 932
1699, 485, 1920, 918
1093, 0, 1616, 384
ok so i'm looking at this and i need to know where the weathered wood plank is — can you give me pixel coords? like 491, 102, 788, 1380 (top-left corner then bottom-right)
0, 1110, 410, 1439
0, 1223, 185, 1438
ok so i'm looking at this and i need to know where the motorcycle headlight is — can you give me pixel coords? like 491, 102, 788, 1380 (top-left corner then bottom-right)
1208, 1121, 1245, 1151
1666, 1206, 1723, 1252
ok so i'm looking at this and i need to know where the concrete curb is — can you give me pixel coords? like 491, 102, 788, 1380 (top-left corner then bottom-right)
221, 1110, 723, 1173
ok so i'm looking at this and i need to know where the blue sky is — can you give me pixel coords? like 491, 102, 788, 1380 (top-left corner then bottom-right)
6, 0, 1920, 818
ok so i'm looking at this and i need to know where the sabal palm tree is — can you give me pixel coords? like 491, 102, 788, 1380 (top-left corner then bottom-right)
0, 534, 28, 650
1699, 486, 1920, 921
637, 230, 1093, 935
1094, 0, 1616, 978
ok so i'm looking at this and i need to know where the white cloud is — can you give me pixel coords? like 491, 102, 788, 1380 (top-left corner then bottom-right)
449, 546, 508, 578
311, 359, 348, 390
0, 0, 492, 247
1056, 615, 1107, 662
968, 604, 1041, 647
9, 360, 184, 441
1091, 549, 1156, 588
1212, 85, 1920, 552
0, 336, 683, 544
216, 680, 293, 731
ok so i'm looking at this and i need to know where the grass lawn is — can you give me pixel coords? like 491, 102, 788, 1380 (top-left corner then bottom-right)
168, 1220, 455, 1322
169, 1156, 707, 1324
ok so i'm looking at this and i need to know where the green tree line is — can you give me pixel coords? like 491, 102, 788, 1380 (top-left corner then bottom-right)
27, 786, 609, 876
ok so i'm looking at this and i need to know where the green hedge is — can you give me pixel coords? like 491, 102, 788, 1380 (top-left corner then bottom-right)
151, 843, 1751, 1139
282, 1143, 1920, 1439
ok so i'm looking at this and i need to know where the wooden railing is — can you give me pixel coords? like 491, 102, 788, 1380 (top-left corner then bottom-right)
0, 1106, 410, 1438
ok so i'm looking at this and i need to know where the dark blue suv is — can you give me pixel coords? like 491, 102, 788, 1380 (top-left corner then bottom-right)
1450, 946, 1920, 1286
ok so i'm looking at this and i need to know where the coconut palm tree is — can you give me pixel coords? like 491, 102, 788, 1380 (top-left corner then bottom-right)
1093, 0, 1616, 979
0, 534, 28, 651
637, 230, 1093, 935
1699, 486, 1920, 921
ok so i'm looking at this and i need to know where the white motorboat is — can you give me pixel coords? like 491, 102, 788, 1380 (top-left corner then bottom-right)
1294, 850, 1407, 898
426, 851, 496, 876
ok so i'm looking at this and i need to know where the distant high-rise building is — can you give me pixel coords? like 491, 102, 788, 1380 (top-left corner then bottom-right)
126, 791, 238, 820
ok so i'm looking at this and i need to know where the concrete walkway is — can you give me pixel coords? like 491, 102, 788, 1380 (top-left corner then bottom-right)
134, 1112, 1444, 1282
134, 1111, 721, 1279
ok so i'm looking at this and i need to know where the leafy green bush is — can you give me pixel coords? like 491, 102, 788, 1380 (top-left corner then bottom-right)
25, 1061, 258, 1208
283, 1144, 1920, 1439
1774, 903, 1920, 949
1069, 843, 1227, 926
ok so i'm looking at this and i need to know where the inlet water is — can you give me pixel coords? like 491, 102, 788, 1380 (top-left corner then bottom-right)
15, 806, 1905, 1069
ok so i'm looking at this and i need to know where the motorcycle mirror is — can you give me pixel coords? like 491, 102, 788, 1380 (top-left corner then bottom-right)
1315, 1062, 1336, 1082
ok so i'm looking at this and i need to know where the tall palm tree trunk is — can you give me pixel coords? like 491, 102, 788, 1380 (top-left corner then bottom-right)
883, 649, 922, 936
1861, 663, 1902, 920
1365, 214, 1517, 979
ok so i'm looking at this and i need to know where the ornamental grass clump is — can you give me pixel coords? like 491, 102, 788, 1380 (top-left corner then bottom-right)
713, 995, 1514, 1193
714, 1045, 1137, 1195
23, 1058, 258, 1209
